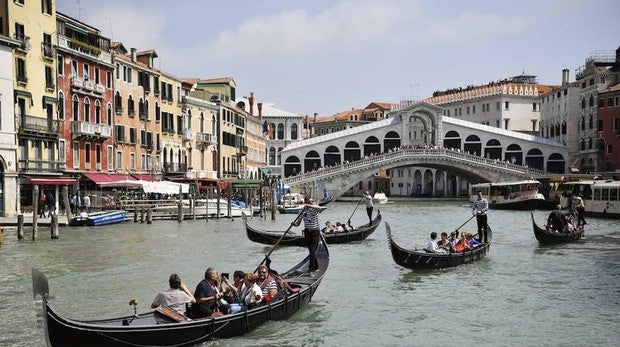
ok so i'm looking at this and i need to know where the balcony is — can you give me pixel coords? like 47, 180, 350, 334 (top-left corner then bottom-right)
181, 129, 194, 141
18, 114, 58, 137
15, 34, 30, 53
18, 158, 65, 172
163, 162, 188, 173
196, 132, 216, 146
57, 35, 112, 64
236, 145, 248, 156
72, 121, 112, 139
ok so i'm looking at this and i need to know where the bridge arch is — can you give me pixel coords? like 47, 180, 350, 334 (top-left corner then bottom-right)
525, 148, 544, 170
384, 131, 401, 152
324, 146, 341, 167
284, 156, 301, 177
364, 136, 381, 157
485, 139, 502, 160
464, 135, 481, 155
547, 153, 566, 173
443, 130, 461, 150
344, 141, 361, 162
304, 151, 321, 173
505, 144, 523, 165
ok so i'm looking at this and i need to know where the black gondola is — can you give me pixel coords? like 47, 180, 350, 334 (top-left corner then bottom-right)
317, 195, 333, 206
385, 222, 492, 270
31, 235, 329, 347
245, 211, 382, 247
530, 212, 584, 244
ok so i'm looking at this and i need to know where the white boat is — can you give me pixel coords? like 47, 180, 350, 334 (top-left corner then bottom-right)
372, 192, 388, 204
558, 179, 620, 218
469, 180, 545, 210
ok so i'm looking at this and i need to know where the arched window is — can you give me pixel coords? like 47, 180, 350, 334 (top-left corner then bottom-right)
115, 92, 122, 113
84, 97, 90, 122
581, 98, 586, 109
58, 91, 65, 120
589, 95, 594, 107
268, 147, 275, 165
291, 124, 298, 140
107, 103, 113, 126
72, 95, 79, 121
95, 100, 101, 123
277, 123, 284, 140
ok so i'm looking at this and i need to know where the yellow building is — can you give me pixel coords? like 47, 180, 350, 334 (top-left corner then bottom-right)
158, 71, 186, 177
1, 0, 65, 209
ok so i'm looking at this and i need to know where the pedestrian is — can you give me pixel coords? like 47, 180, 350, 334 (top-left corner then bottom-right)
38, 193, 46, 218
45, 192, 56, 217
472, 191, 489, 243
362, 190, 373, 224
294, 196, 322, 274
82, 194, 91, 213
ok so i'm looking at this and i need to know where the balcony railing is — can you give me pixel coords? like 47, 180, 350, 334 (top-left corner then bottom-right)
18, 115, 58, 135
181, 129, 194, 141
196, 132, 216, 145
72, 121, 112, 139
18, 159, 65, 172
236, 145, 248, 156
57, 35, 112, 64
163, 163, 188, 173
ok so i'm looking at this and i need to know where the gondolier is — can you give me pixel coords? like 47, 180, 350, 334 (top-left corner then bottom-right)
294, 196, 322, 273
472, 191, 489, 243
362, 191, 374, 224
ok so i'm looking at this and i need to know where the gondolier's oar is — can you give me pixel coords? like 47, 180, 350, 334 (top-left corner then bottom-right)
346, 197, 364, 225
454, 214, 476, 233
256, 209, 305, 272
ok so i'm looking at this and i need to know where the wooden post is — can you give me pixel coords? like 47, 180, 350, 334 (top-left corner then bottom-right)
259, 185, 263, 218
0, 227, 3, 245
32, 185, 39, 240
140, 208, 145, 223
177, 185, 183, 222
271, 185, 276, 220
227, 189, 232, 219
216, 186, 221, 219
133, 209, 138, 222
50, 214, 59, 239
192, 193, 196, 220
205, 190, 209, 222
62, 186, 72, 225
146, 208, 152, 224
17, 215, 24, 240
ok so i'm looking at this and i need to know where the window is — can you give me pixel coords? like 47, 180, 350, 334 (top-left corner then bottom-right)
116, 150, 122, 169
598, 119, 603, 131
72, 95, 79, 121
608, 144, 613, 155
504, 119, 509, 129
472, 105, 476, 114
71, 60, 77, 78
504, 101, 509, 110
608, 97, 614, 107
129, 128, 137, 144
42, 33, 52, 57
94, 67, 100, 84
141, 154, 146, 170
107, 104, 113, 126
84, 97, 90, 122
58, 92, 64, 120
115, 63, 120, 80
466, 106, 470, 114
106, 71, 112, 88
532, 103, 537, 111
589, 114, 593, 129
41, 0, 52, 14
73, 141, 79, 169
85, 143, 91, 169
291, 124, 298, 140
57, 55, 64, 76
95, 144, 101, 169
59, 140, 66, 163
614, 117, 620, 131
115, 125, 125, 142
130, 153, 136, 170
14, 22, 25, 41
16, 58, 26, 83
95, 100, 101, 123
589, 95, 594, 107
15, 0, 24, 5
128, 95, 135, 115
127, 67, 132, 83
45, 65, 53, 89
107, 146, 113, 170
496, 101, 500, 110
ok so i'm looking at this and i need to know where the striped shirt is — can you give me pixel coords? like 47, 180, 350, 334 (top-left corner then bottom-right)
302, 207, 320, 230
472, 198, 489, 215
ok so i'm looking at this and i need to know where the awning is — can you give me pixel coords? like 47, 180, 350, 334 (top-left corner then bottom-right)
141, 181, 189, 194
84, 173, 137, 186
25, 176, 76, 186
259, 168, 270, 175
131, 174, 160, 182
230, 179, 262, 188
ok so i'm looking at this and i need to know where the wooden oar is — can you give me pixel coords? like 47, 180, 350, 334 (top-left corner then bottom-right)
454, 214, 476, 233
255, 209, 305, 272
346, 197, 364, 225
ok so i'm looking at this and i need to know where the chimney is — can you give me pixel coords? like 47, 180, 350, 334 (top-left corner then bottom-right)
257, 102, 263, 120
562, 69, 570, 85
130, 48, 137, 62
313, 112, 318, 122
249, 92, 254, 116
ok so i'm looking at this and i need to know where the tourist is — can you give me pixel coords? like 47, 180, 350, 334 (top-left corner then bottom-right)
472, 191, 489, 243
465, 232, 481, 248
362, 190, 373, 224
448, 231, 460, 249
334, 222, 344, 232
82, 194, 91, 213
151, 273, 195, 314
38, 193, 46, 218
192, 267, 224, 317
256, 265, 278, 299
228, 273, 262, 314
454, 235, 473, 253
222, 270, 245, 304
546, 205, 568, 232
425, 232, 444, 253
321, 221, 334, 233
437, 232, 452, 252
293, 196, 322, 274
45, 192, 56, 217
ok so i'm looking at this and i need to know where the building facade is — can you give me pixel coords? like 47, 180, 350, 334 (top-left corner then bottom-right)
597, 85, 620, 172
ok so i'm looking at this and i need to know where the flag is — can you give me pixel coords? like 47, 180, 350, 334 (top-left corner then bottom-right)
262, 120, 268, 134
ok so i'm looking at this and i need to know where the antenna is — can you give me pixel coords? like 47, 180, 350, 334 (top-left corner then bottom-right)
76, 0, 83, 20
107, 17, 113, 41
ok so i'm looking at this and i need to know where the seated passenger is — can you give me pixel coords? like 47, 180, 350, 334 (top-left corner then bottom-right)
425, 232, 445, 253
151, 273, 195, 314
191, 267, 224, 317
321, 221, 334, 233
545, 205, 568, 233
453, 235, 473, 253
256, 265, 278, 300
334, 222, 344, 232
228, 273, 263, 314
437, 232, 453, 252
465, 233, 481, 248
222, 270, 245, 304
448, 231, 460, 249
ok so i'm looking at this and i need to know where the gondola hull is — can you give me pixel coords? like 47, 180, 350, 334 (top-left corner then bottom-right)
385, 222, 491, 270
32, 235, 329, 346
530, 212, 584, 244
245, 211, 382, 246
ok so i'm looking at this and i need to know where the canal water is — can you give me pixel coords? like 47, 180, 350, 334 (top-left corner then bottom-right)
0, 201, 618, 346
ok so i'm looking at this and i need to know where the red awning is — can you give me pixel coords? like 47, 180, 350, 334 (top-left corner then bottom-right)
131, 174, 160, 182
26, 176, 76, 186
84, 173, 137, 185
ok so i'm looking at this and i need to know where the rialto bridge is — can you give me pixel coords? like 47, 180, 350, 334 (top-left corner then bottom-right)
280, 102, 568, 198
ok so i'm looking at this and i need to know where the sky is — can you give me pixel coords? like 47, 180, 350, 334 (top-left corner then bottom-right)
57, 0, 620, 117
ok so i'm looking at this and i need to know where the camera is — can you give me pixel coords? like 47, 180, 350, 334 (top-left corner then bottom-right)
221, 273, 229, 280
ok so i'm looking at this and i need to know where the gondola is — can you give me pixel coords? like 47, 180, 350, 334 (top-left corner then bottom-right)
245, 211, 382, 247
530, 212, 584, 244
317, 195, 333, 206
385, 222, 492, 270
31, 235, 329, 347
